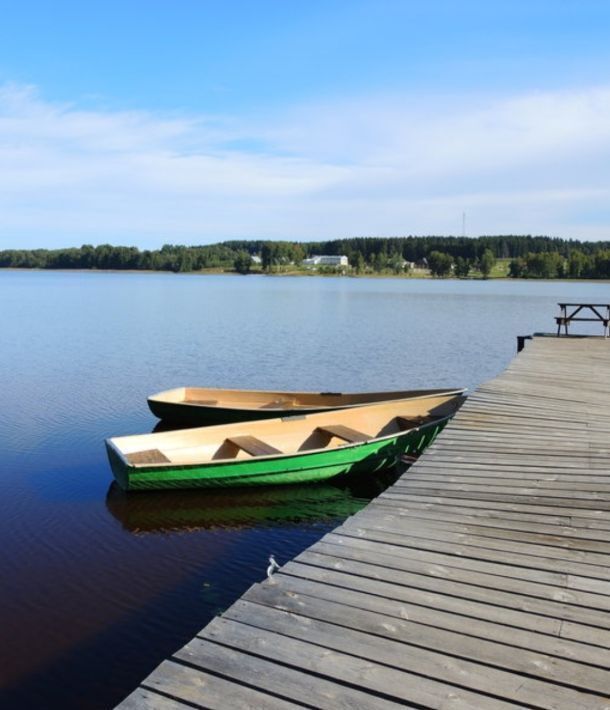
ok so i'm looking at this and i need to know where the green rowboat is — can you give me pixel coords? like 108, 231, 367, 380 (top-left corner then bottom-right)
106, 392, 464, 491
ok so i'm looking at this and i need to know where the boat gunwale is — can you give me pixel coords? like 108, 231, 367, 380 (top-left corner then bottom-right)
105, 411, 454, 472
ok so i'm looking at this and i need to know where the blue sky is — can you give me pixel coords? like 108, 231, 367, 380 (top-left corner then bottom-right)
1, 1, 610, 247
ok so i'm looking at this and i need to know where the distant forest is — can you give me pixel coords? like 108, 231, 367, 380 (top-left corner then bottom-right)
2, 235, 610, 278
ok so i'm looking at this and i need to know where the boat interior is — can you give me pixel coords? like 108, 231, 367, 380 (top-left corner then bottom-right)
114, 395, 465, 467
150, 386, 461, 410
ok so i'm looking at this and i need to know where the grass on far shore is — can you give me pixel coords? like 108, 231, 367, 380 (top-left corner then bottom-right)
242, 258, 512, 279
4, 258, 513, 280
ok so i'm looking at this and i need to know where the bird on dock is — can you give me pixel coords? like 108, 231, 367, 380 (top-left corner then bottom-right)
267, 554, 280, 579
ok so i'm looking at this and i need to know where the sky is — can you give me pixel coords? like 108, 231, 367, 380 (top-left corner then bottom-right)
1, 0, 610, 248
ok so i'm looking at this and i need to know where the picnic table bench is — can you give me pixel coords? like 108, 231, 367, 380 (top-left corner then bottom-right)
556, 303, 610, 336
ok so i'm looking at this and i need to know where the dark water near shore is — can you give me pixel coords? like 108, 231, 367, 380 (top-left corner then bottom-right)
1, 271, 608, 708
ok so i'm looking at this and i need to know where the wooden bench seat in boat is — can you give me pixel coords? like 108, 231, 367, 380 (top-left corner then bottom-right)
226, 436, 282, 457
316, 424, 370, 443
396, 415, 435, 428
127, 448, 171, 465
186, 399, 218, 405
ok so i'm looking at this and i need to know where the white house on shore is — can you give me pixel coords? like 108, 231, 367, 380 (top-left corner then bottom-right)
302, 255, 349, 267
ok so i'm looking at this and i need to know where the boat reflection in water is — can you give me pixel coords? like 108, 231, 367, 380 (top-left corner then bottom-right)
105, 466, 403, 536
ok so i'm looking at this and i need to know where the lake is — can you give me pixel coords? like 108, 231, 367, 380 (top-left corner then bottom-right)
1, 270, 608, 708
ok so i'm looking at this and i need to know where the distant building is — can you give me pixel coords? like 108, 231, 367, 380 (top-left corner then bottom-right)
251, 255, 262, 264
302, 255, 349, 267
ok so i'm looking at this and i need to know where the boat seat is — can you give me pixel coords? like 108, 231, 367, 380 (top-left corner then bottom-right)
316, 424, 370, 443
226, 435, 282, 456
186, 399, 218, 405
396, 415, 435, 429
127, 448, 171, 465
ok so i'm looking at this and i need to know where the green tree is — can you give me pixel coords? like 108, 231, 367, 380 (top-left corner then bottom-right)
351, 251, 364, 273
427, 251, 453, 277
454, 256, 470, 278
524, 252, 564, 278
390, 254, 405, 274
567, 250, 590, 278
479, 249, 496, 279
290, 243, 305, 264
373, 251, 387, 272
233, 251, 252, 274
175, 251, 193, 273
508, 258, 526, 278
261, 243, 273, 271
593, 250, 610, 278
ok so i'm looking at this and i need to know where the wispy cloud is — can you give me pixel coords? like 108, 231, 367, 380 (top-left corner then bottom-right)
1, 82, 610, 247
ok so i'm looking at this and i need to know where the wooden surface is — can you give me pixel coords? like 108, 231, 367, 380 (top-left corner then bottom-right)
126, 449, 171, 465
316, 424, 371, 442
227, 435, 283, 456
117, 336, 610, 709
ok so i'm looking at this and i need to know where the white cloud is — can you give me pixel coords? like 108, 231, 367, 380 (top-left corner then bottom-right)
1, 82, 610, 246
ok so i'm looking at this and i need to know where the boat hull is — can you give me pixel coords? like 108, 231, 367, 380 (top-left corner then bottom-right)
106, 418, 446, 491
147, 398, 327, 426
147, 387, 463, 426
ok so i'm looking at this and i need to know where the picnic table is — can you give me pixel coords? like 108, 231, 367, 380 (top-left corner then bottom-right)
556, 303, 610, 336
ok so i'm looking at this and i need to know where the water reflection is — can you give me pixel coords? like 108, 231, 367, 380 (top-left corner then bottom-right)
106, 468, 402, 535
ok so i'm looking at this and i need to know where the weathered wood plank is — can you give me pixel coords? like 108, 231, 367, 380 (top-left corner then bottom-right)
363, 500, 610, 542
378, 490, 610, 523
223, 600, 610, 709
116, 688, 195, 710
319, 535, 610, 602
287, 553, 610, 637
338, 521, 610, 573
141, 659, 302, 709
353, 508, 610, 550
383, 487, 610, 511
327, 529, 610, 584
172, 637, 399, 709
310, 539, 610, 611
198, 617, 508, 709
407, 467, 610, 483
269, 570, 610, 667
396, 479, 610, 498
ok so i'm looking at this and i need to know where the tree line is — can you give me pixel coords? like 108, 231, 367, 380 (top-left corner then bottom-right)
0, 243, 238, 272
1, 236, 610, 278
508, 249, 610, 279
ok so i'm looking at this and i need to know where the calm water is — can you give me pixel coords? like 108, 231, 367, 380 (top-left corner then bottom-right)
1, 271, 608, 708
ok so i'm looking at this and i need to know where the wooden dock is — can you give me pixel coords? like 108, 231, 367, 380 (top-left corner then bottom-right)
118, 336, 610, 709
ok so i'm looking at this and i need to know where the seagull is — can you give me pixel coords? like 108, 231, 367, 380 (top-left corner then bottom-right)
267, 554, 280, 579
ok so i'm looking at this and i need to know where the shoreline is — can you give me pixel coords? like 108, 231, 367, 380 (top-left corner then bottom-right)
2, 267, 610, 283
